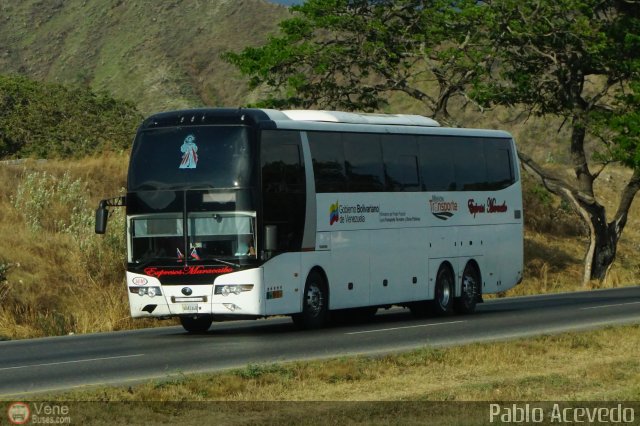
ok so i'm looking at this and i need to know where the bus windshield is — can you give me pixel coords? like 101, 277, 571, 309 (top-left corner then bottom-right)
129, 212, 256, 264
128, 126, 252, 191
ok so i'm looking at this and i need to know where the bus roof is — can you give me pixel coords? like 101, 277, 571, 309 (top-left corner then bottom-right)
279, 110, 440, 127
140, 108, 512, 139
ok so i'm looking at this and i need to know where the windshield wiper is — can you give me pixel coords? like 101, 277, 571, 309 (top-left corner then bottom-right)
211, 258, 240, 268
134, 256, 181, 269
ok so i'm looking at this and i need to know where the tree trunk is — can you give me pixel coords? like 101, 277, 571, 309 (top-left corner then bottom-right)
589, 168, 640, 282
518, 153, 640, 286
585, 203, 618, 281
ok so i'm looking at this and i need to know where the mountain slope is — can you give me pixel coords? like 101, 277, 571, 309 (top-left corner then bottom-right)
0, 0, 288, 114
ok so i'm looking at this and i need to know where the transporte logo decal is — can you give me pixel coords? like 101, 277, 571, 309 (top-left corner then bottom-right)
429, 195, 458, 220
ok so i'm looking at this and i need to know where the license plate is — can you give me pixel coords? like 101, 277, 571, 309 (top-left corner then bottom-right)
182, 303, 198, 313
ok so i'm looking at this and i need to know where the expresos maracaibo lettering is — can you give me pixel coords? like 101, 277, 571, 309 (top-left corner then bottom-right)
468, 197, 508, 218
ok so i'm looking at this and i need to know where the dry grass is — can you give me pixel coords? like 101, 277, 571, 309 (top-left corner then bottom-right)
0, 153, 163, 340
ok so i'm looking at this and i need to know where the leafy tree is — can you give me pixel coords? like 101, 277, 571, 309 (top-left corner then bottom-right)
0, 74, 141, 159
225, 0, 640, 284
224, 0, 489, 122
477, 0, 640, 283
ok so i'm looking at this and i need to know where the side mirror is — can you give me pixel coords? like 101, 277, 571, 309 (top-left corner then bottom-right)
265, 225, 277, 252
94, 196, 125, 234
95, 204, 108, 234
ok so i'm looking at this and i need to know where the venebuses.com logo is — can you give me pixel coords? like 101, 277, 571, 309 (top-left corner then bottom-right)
7, 402, 30, 425
7, 402, 72, 424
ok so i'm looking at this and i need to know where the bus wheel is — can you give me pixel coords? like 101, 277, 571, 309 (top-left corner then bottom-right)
180, 315, 213, 333
292, 270, 328, 329
454, 263, 480, 314
432, 266, 454, 316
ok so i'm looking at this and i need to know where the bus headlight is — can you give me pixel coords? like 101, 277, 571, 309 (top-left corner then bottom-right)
214, 284, 253, 296
130, 287, 162, 297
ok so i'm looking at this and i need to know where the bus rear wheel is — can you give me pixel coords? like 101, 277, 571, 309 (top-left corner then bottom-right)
292, 270, 328, 329
432, 266, 454, 316
454, 263, 480, 314
180, 315, 213, 333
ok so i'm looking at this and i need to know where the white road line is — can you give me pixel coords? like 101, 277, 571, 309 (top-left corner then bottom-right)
345, 320, 466, 335
0, 354, 145, 371
581, 301, 640, 310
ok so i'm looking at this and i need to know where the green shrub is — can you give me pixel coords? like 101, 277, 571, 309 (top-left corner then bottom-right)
0, 74, 141, 159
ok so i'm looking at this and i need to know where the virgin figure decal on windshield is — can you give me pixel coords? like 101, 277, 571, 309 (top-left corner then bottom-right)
179, 134, 198, 169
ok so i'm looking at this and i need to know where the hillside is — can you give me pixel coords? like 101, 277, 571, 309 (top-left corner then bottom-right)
0, 0, 288, 114
0, 74, 140, 158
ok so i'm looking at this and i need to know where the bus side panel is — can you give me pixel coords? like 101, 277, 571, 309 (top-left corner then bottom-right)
475, 226, 523, 295
370, 228, 426, 306
481, 228, 502, 293
493, 223, 523, 292
262, 252, 303, 316
426, 225, 459, 299
329, 230, 371, 310
479, 185, 524, 294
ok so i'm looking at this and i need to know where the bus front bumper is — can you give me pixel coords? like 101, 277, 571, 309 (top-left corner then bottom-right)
126, 268, 265, 319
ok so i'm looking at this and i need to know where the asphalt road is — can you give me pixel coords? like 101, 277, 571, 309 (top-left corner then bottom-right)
1, 286, 639, 397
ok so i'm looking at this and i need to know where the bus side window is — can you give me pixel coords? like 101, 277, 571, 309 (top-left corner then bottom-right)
261, 130, 306, 252
484, 138, 515, 190
344, 134, 384, 192
308, 132, 347, 193
382, 134, 419, 192
454, 138, 487, 190
419, 136, 456, 191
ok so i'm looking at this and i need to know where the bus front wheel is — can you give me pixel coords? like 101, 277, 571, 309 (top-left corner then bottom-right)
180, 315, 213, 333
432, 266, 454, 316
292, 270, 328, 329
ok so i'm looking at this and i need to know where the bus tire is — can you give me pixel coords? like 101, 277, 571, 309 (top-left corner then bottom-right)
454, 262, 481, 314
432, 266, 454, 316
180, 315, 213, 333
292, 270, 328, 329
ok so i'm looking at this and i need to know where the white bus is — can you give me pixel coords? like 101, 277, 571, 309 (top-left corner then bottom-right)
96, 109, 523, 333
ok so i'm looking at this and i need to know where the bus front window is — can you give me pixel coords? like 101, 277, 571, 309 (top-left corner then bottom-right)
130, 213, 256, 264
187, 213, 256, 260
130, 215, 184, 263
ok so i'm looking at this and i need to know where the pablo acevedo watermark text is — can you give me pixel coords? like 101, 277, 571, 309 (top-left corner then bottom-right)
489, 403, 635, 424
